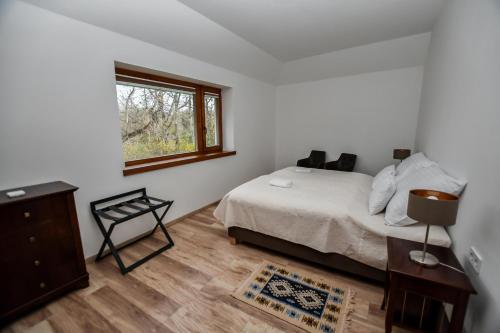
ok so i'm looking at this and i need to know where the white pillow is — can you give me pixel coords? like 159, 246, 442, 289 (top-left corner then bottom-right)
395, 152, 437, 181
368, 171, 396, 215
385, 165, 467, 226
372, 165, 395, 189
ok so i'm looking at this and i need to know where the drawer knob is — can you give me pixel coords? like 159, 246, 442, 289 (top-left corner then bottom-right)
34, 260, 41, 267
24, 211, 31, 219
28, 236, 36, 243
39, 282, 46, 289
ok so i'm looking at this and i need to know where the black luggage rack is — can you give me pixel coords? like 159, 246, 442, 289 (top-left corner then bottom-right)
90, 188, 174, 274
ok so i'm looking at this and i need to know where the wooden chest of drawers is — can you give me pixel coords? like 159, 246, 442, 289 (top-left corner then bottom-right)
0, 182, 89, 325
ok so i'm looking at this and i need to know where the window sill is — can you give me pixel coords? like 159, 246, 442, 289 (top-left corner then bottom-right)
122, 151, 236, 176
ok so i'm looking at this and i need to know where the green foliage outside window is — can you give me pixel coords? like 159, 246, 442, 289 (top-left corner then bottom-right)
204, 95, 218, 147
117, 84, 197, 161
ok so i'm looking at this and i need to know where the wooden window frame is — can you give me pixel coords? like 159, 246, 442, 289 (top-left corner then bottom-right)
115, 68, 233, 176
201, 86, 223, 153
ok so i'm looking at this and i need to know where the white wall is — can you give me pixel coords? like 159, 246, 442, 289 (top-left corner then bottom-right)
278, 33, 430, 85
276, 67, 423, 175
415, 0, 500, 332
0, 0, 276, 257
3, 0, 497, 330
20, 0, 282, 84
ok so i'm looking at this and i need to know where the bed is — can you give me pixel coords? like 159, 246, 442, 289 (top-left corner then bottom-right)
214, 167, 451, 282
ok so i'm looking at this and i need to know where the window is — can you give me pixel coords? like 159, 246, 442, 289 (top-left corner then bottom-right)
115, 68, 233, 176
204, 93, 220, 148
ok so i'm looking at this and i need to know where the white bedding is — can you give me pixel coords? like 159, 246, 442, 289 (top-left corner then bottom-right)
214, 167, 451, 270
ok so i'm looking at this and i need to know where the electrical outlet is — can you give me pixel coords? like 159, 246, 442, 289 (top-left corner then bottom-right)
468, 246, 482, 274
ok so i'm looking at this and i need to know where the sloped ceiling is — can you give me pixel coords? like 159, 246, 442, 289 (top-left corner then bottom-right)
20, 0, 444, 83
179, 0, 445, 61
20, 0, 282, 83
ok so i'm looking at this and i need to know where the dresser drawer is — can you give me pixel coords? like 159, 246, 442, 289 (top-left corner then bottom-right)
0, 194, 68, 236
30, 221, 81, 285
0, 224, 81, 313
0, 233, 46, 312
0, 258, 77, 314
0, 218, 80, 273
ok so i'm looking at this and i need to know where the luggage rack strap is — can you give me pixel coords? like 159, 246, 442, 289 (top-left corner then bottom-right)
143, 195, 171, 203
93, 195, 169, 222
121, 202, 144, 211
95, 210, 120, 222
109, 205, 131, 216
132, 198, 156, 207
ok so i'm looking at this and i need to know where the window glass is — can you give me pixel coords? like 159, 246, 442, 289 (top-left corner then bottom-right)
116, 83, 196, 161
204, 94, 219, 147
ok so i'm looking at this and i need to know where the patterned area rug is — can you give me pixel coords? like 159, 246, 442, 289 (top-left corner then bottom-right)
233, 261, 355, 333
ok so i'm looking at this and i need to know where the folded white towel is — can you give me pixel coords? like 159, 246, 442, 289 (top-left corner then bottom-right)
269, 178, 293, 188
295, 167, 312, 173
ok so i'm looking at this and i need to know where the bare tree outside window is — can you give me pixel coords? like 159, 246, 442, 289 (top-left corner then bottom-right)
204, 94, 219, 147
116, 83, 196, 161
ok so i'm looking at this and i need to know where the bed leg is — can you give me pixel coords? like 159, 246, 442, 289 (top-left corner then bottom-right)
228, 236, 239, 245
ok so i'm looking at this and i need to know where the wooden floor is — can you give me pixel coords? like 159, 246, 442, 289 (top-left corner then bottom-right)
2, 205, 411, 333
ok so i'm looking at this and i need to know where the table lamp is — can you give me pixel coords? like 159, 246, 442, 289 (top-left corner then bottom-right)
393, 149, 411, 162
407, 189, 459, 267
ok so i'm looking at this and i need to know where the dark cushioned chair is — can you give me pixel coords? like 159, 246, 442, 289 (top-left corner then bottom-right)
296, 150, 326, 169
324, 153, 357, 172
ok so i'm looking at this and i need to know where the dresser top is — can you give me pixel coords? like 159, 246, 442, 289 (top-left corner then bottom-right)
0, 181, 78, 206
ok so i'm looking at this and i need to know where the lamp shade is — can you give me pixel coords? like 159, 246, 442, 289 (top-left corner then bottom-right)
393, 149, 411, 160
407, 189, 459, 226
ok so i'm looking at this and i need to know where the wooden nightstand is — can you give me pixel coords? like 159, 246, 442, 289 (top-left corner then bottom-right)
382, 237, 476, 333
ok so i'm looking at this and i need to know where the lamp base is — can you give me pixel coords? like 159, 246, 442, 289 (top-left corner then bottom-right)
409, 250, 439, 267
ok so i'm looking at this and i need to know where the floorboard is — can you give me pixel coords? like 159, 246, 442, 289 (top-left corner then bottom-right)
2, 204, 411, 333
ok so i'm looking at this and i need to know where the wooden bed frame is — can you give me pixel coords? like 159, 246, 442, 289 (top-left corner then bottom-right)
228, 226, 385, 282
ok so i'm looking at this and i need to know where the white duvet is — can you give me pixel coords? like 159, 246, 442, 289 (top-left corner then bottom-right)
214, 167, 451, 270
